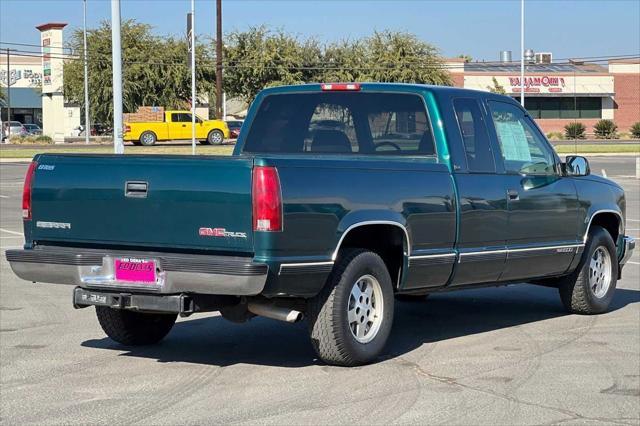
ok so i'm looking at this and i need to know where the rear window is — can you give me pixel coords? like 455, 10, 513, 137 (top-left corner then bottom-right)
243, 92, 436, 157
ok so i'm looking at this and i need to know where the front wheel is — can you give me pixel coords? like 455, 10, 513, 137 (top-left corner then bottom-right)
307, 249, 394, 366
204, 129, 224, 145
95, 307, 177, 345
558, 226, 618, 314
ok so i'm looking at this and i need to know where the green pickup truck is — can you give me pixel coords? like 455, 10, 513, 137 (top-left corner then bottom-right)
6, 83, 635, 366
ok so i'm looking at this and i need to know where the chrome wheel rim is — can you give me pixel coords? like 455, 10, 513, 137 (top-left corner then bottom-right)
142, 133, 154, 144
210, 131, 223, 144
589, 246, 612, 298
348, 274, 384, 344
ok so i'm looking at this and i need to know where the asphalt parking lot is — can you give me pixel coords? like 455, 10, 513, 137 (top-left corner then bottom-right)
1, 157, 638, 425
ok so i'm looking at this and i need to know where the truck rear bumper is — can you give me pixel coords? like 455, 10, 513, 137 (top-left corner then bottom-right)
5, 246, 268, 296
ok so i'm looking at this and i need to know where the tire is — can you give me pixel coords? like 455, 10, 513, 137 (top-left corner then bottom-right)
558, 226, 618, 315
395, 293, 430, 302
95, 306, 177, 346
139, 131, 157, 146
204, 129, 224, 145
307, 249, 394, 366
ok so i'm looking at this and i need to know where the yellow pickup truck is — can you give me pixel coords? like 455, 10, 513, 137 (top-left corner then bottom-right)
124, 111, 230, 146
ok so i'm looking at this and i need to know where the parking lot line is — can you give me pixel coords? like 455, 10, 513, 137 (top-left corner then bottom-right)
0, 228, 23, 236
0, 195, 9, 198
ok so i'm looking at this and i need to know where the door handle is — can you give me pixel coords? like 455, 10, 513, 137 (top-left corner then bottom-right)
181, 124, 187, 127
507, 189, 519, 200
125, 181, 148, 198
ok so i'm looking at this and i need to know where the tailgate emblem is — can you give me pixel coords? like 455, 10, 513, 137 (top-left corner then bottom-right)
199, 227, 247, 239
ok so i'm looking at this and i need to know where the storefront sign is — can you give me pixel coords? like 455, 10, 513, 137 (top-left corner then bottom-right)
509, 76, 566, 93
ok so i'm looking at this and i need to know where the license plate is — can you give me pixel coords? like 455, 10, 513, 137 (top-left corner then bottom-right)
114, 258, 157, 284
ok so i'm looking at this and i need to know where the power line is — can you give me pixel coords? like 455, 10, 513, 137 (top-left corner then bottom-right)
2, 40, 639, 69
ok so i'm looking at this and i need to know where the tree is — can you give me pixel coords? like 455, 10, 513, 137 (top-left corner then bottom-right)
487, 77, 506, 94
457, 54, 473, 63
64, 20, 215, 123
359, 31, 451, 86
223, 26, 322, 101
223, 28, 452, 101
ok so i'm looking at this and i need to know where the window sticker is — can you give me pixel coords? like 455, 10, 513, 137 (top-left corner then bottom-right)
495, 121, 531, 162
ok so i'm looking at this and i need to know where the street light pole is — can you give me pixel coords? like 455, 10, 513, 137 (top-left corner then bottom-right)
83, 0, 90, 144
190, 0, 196, 155
215, 0, 223, 119
520, 0, 525, 107
5, 49, 11, 138
111, 0, 124, 154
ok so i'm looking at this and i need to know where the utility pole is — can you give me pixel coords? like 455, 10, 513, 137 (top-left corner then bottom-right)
520, 0, 525, 107
83, 0, 90, 144
215, 0, 223, 119
190, 0, 196, 155
111, 0, 124, 154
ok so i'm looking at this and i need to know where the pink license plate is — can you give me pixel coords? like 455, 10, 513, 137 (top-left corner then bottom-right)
114, 258, 157, 284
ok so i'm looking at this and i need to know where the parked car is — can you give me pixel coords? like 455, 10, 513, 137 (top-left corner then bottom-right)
124, 111, 229, 145
23, 124, 43, 135
90, 123, 112, 136
226, 120, 244, 139
6, 83, 635, 367
1, 121, 27, 140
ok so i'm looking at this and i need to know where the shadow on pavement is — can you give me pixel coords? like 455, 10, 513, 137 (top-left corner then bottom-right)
82, 284, 640, 368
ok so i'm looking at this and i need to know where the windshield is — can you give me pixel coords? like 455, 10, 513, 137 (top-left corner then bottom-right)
243, 92, 436, 157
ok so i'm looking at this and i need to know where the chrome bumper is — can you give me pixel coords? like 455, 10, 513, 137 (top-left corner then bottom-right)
620, 236, 635, 266
5, 246, 268, 296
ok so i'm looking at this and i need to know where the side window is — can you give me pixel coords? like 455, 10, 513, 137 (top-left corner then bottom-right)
488, 101, 556, 175
452, 98, 495, 173
171, 113, 192, 123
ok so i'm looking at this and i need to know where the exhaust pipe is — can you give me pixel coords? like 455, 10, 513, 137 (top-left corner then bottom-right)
247, 302, 303, 323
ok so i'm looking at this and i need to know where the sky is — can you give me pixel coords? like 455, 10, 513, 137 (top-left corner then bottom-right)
1, 0, 639, 62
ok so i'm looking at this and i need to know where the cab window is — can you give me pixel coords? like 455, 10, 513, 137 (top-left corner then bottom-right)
488, 101, 556, 175
243, 92, 436, 158
452, 98, 495, 173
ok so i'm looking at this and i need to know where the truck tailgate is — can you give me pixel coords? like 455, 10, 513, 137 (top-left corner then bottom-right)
29, 154, 254, 253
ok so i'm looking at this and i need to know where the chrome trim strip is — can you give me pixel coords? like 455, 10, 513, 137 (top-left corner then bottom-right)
508, 244, 584, 253
456, 243, 584, 263
459, 249, 507, 256
280, 261, 335, 268
278, 261, 334, 274
409, 253, 456, 260
332, 221, 411, 261
583, 209, 624, 243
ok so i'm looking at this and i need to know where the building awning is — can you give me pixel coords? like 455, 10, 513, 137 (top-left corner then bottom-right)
0, 88, 42, 108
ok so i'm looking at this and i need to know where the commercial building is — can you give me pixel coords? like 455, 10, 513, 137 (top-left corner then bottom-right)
1, 23, 80, 141
448, 55, 640, 134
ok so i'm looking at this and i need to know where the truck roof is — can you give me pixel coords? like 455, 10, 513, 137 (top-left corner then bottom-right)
257, 82, 502, 98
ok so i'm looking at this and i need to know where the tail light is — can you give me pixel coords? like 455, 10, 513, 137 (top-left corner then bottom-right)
321, 83, 361, 91
124, 124, 131, 134
22, 160, 38, 220
252, 166, 282, 232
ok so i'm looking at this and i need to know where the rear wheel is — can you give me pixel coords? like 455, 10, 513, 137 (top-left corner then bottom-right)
307, 249, 394, 366
95, 307, 177, 345
558, 226, 618, 314
139, 131, 157, 146
204, 129, 224, 145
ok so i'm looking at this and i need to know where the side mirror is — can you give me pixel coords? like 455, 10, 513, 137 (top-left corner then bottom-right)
564, 155, 590, 177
